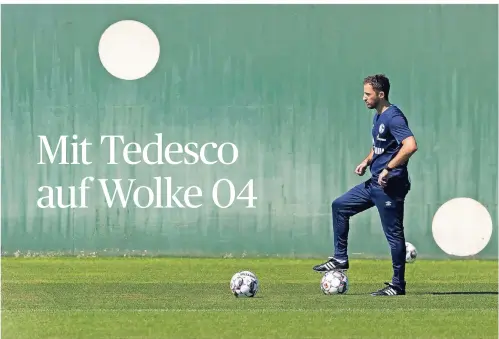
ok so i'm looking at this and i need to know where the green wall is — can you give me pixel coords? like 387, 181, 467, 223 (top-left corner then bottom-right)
2, 4, 497, 258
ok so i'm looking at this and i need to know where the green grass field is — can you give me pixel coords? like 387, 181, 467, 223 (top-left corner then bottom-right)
2, 257, 498, 338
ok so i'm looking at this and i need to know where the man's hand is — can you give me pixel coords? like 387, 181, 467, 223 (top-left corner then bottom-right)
355, 161, 368, 176
378, 169, 389, 187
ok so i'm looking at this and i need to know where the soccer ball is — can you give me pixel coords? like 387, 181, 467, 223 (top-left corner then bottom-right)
320, 270, 349, 295
406, 242, 417, 263
230, 270, 259, 297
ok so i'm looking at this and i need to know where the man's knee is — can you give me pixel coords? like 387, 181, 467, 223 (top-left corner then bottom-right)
331, 197, 344, 213
384, 229, 405, 249
382, 219, 405, 242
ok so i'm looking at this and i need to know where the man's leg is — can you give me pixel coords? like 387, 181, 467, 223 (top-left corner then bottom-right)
370, 179, 410, 295
313, 180, 374, 272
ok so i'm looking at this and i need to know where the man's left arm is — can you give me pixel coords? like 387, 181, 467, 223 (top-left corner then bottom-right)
386, 115, 418, 169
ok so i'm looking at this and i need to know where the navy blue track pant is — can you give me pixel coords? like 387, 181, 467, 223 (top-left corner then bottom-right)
332, 177, 410, 290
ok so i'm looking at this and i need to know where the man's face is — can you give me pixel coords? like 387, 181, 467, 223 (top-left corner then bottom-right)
363, 84, 383, 109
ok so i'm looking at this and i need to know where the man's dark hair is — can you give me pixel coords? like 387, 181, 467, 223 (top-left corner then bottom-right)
364, 74, 390, 100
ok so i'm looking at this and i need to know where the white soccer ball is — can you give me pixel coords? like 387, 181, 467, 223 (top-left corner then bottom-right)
230, 270, 259, 298
320, 270, 349, 295
406, 242, 417, 263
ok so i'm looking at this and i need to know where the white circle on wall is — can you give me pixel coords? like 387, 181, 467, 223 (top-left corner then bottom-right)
432, 197, 493, 256
98, 20, 160, 80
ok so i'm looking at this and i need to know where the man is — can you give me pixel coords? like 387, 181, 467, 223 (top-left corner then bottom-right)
313, 74, 418, 296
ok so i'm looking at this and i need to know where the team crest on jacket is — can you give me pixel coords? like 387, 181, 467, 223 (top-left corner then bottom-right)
379, 124, 385, 134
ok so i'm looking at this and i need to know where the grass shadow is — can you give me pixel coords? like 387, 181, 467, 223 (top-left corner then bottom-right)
430, 291, 498, 295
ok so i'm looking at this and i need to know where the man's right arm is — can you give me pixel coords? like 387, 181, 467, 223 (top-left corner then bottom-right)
362, 148, 374, 166
355, 148, 373, 176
